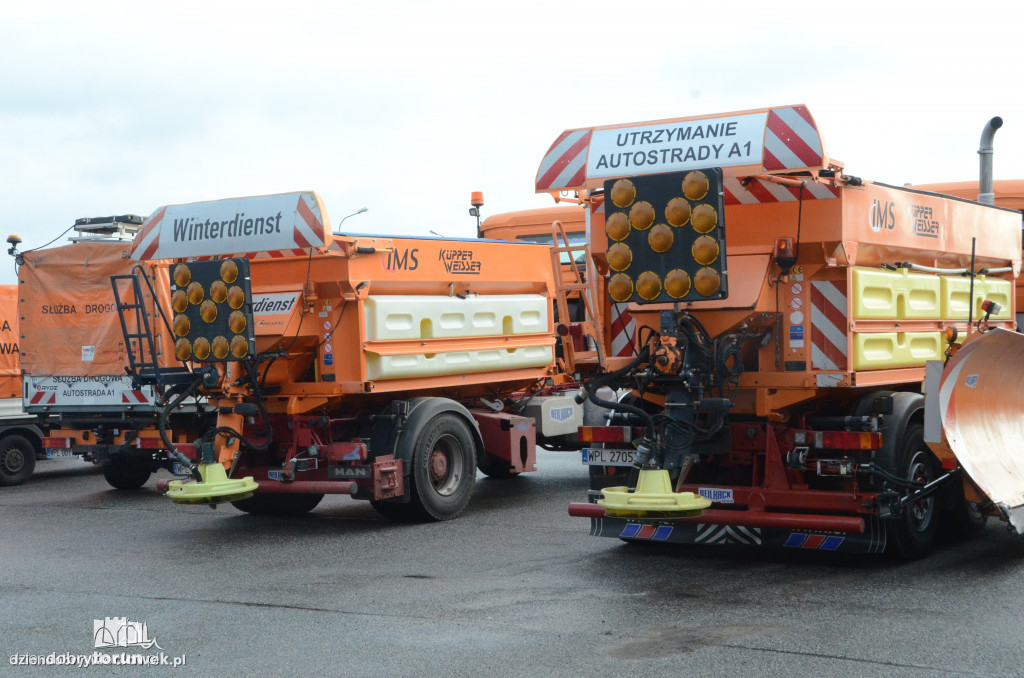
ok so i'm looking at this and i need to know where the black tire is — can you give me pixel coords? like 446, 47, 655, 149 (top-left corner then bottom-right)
477, 454, 517, 479
0, 434, 36, 486
886, 424, 940, 559
232, 493, 324, 516
370, 499, 416, 521
102, 458, 152, 490
940, 479, 988, 541
405, 413, 477, 521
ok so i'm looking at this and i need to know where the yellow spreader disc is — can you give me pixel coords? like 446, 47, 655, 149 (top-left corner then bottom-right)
166, 463, 258, 505
598, 469, 711, 519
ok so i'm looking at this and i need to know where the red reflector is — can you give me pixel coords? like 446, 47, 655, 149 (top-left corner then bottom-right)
42, 437, 72, 448
136, 437, 164, 450
578, 426, 631, 443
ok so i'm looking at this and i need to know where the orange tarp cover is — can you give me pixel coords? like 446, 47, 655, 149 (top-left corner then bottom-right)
19, 241, 133, 376
0, 285, 20, 398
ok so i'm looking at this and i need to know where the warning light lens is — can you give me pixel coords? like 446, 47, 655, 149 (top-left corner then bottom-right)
610, 179, 636, 208
944, 326, 959, 343
691, 204, 718, 233
629, 201, 655, 231
683, 171, 709, 200
665, 198, 691, 227
648, 224, 673, 253
608, 274, 633, 303
606, 212, 630, 241
171, 290, 188, 314
173, 314, 190, 337
187, 282, 204, 305
227, 286, 245, 310
692, 235, 720, 265
228, 310, 247, 334
694, 267, 721, 296
210, 280, 227, 304
636, 272, 662, 301
607, 243, 633, 272
230, 335, 249, 359
220, 259, 239, 284
200, 300, 218, 324
174, 338, 192, 362
665, 269, 692, 298
193, 337, 211, 361
212, 336, 230, 360
173, 264, 191, 288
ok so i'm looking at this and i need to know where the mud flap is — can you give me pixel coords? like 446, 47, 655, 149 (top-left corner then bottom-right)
592, 516, 887, 554
930, 328, 1024, 532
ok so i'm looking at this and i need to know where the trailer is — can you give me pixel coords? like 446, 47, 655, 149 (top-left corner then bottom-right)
14, 217, 210, 489
0, 282, 50, 485
546, 105, 1023, 557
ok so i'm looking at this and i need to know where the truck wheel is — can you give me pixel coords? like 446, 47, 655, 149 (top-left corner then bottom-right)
102, 459, 153, 490
232, 493, 324, 516
406, 413, 477, 521
940, 479, 988, 541
0, 434, 36, 486
887, 424, 940, 559
477, 454, 517, 479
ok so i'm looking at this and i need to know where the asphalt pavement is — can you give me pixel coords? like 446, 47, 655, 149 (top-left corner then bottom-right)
4, 452, 1024, 677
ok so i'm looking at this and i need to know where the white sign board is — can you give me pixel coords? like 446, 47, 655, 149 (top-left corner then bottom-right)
132, 191, 331, 260
586, 112, 768, 179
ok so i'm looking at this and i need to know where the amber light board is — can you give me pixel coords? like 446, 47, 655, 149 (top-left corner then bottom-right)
603, 168, 728, 304
169, 258, 256, 362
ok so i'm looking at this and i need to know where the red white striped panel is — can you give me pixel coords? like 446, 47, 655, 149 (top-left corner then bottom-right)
535, 129, 592, 192
763, 106, 824, 171
810, 280, 848, 371
610, 304, 636, 357
121, 390, 151, 404
30, 390, 56, 405
724, 177, 839, 205
134, 207, 165, 261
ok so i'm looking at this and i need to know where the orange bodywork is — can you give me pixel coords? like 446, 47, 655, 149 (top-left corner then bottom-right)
0, 286, 20, 399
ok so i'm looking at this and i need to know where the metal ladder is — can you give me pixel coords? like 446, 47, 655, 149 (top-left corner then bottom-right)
111, 268, 194, 388
549, 219, 604, 372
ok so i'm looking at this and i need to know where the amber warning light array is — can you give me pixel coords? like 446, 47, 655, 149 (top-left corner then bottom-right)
170, 258, 256, 362
604, 168, 728, 305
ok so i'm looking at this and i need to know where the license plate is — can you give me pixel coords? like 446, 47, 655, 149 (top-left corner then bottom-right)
172, 463, 193, 476
582, 448, 636, 467
45, 448, 76, 459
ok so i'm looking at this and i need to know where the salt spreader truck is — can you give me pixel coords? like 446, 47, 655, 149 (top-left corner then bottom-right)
116, 192, 583, 518
546, 105, 1023, 557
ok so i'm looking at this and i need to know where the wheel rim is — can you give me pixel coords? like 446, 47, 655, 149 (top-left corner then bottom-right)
1, 447, 25, 474
428, 433, 464, 496
907, 449, 936, 529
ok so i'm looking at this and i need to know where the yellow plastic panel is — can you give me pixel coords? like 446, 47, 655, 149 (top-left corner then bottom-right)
366, 346, 554, 381
365, 295, 549, 341
852, 331, 943, 370
941, 277, 1013, 321
852, 267, 941, 320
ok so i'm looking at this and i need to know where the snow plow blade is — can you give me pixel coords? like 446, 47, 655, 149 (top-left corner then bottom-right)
932, 328, 1024, 530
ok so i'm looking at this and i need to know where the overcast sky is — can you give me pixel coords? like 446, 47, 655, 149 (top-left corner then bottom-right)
2, 0, 1022, 284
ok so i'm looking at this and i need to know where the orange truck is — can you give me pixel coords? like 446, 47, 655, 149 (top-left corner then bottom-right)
15, 217, 210, 489
118, 192, 584, 518
0, 283, 50, 485
550, 105, 1023, 557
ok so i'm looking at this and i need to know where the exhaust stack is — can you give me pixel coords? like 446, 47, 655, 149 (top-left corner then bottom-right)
978, 116, 1003, 204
